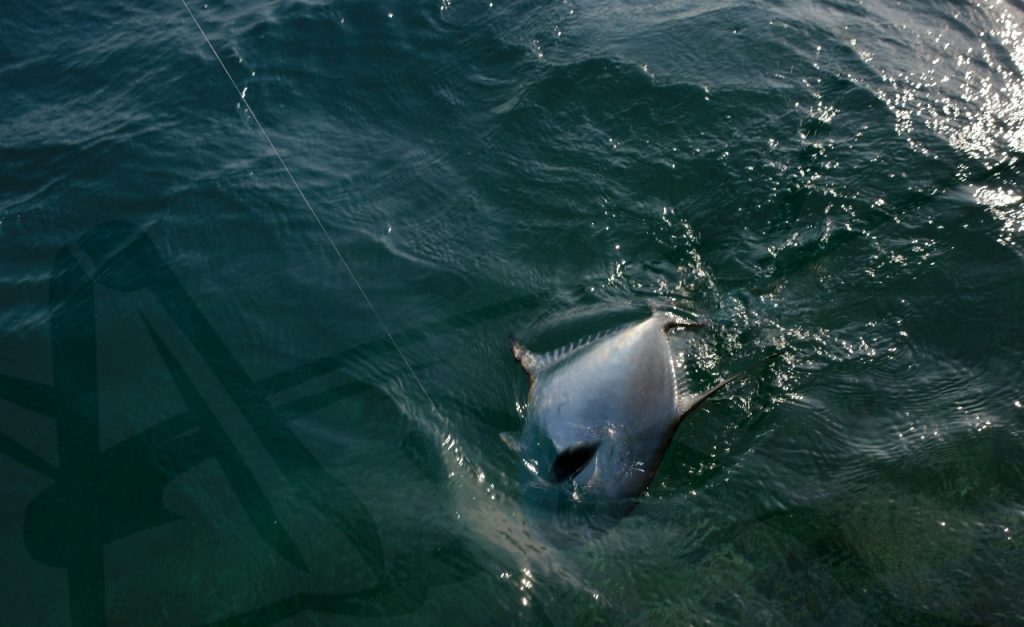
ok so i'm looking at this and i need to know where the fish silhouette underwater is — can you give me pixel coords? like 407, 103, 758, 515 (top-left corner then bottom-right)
505, 312, 761, 546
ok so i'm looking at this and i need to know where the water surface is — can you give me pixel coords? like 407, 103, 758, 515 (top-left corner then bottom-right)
2, 0, 1024, 624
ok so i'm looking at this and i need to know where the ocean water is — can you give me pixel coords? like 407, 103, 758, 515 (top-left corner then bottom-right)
2, 0, 1024, 624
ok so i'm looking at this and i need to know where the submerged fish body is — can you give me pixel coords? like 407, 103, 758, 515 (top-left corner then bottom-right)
508, 313, 736, 545
520, 315, 679, 498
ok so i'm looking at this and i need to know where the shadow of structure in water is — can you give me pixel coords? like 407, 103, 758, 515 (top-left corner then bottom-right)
0, 221, 534, 626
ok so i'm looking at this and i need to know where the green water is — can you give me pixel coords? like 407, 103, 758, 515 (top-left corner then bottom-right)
2, 0, 1024, 624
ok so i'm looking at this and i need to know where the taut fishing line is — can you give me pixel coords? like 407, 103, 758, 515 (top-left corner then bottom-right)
181, 0, 439, 414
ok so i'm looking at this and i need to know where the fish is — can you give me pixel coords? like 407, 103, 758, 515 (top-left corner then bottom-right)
505, 312, 748, 546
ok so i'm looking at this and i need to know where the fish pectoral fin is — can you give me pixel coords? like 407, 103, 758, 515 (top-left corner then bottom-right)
500, 431, 523, 454
657, 311, 704, 333
677, 372, 745, 420
550, 441, 600, 483
664, 320, 704, 332
677, 352, 783, 420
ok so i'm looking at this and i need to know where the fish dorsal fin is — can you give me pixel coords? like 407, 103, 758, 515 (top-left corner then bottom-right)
510, 326, 621, 378
500, 431, 523, 454
510, 336, 542, 377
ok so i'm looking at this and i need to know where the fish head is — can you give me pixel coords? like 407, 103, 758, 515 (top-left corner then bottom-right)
514, 421, 654, 547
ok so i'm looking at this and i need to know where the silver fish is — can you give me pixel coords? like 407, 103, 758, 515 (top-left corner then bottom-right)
506, 313, 742, 546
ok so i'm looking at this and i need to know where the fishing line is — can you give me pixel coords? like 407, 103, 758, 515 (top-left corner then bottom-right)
181, 0, 439, 413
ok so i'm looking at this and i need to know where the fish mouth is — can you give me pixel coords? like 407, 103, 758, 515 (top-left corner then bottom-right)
548, 441, 601, 483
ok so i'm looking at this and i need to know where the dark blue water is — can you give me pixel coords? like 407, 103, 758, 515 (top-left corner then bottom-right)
2, 0, 1024, 624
